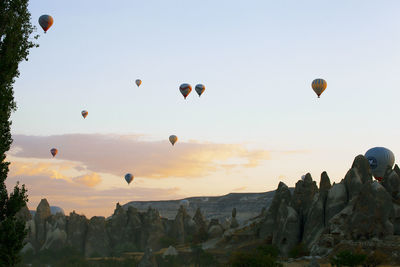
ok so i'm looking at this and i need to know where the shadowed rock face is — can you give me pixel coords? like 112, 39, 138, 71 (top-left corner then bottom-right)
21, 155, 400, 259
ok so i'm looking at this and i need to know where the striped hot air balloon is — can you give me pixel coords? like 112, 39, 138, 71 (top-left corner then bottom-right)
311, 79, 327, 98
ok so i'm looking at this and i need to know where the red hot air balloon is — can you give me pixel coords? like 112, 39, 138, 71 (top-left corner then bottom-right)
39, 15, 54, 33
179, 83, 192, 99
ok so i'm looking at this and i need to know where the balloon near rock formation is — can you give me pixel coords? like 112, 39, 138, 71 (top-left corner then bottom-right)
169, 135, 178, 146
39, 15, 54, 33
365, 147, 395, 181
311, 78, 327, 98
125, 173, 134, 184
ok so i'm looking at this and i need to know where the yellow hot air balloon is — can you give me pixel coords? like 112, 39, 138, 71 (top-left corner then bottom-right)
81, 110, 88, 119
39, 15, 54, 33
169, 135, 178, 146
311, 79, 327, 98
135, 79, 142, 87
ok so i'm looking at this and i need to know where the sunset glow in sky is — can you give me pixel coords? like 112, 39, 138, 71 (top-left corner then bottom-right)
6, 1, 400, 217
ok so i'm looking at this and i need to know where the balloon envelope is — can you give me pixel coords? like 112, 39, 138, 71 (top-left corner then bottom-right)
195, 84, 205, 97
169, 135, 178, 146
179, 199, 189, 208
39, 15, 54, 33
365, 147, 395, 181
179, 83, 192, 99
311, 79, 327, 98
135, 79, 142, 87
50, 148, 58, 157
81, 110, 88, 119
125, 173, 134, 184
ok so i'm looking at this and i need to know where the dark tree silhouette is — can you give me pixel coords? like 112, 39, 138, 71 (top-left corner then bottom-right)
0, 0, 37, 265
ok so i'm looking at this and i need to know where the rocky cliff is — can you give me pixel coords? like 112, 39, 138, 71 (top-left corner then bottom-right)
21, 155, 400, 262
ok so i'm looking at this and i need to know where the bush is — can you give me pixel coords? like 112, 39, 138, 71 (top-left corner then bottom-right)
191, 244, 217, 266
362, 250, 388, 267
330, 250, 367, 267
288, 243, 309, 258
110, 242, 138, 257
257, 244, 280, 258
160, 236, 178, 247
229, 251, 282, 267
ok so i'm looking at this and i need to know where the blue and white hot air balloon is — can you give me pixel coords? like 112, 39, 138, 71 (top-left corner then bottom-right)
365, 147, 395, 181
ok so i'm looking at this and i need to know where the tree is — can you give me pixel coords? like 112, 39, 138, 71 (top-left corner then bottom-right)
0, 0, 38, 265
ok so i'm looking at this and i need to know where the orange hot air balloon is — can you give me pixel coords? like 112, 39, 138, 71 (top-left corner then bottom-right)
311, 79, 327, 98
81, 110, 88, 119
39, 15, 54, 33
169, 135, 178, 146
179, 83, 192, 99
50, 148, 58, 157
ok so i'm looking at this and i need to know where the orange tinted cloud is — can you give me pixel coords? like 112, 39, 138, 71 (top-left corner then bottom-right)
72, 173, 102, 187
11, 134, 271, 178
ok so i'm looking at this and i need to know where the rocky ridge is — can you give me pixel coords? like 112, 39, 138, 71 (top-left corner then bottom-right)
20, 155, 400, 263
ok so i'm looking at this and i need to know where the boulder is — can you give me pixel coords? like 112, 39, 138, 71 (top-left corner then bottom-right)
34, 199, 51, 248
259, 182, 292, 239
272, 199, 301, 256
325, 183, 347, 223
84, 216, 111, 257
66, 211, 88, 253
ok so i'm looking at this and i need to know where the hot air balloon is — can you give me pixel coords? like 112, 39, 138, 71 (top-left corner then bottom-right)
125, 173, 134, 184
50, 148, 58, 157
179, 199, 189, 208
365, 147, 395, 181
311, 79, 327, 98
81, 110, 88, 119
38, 15, 54, 33
169, 135, 178, 146
195, 84, 205, 97
135, 79, 142, 87
179, 83, 192, 99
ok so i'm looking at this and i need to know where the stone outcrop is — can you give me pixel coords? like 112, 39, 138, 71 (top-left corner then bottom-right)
21, 155, 400, 262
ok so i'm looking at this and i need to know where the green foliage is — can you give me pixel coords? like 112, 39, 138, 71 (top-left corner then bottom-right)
190, 244, 217, 267
156, 254, 184, 267
160, 235, 178, 247
256, 244, 280, 258
21, 246, 88, 266
330, 250, 367, 267
362, 250, 388, 267
0, 0, 38, 265
228, 251, 282, 267
110, 242, 138, 257
192, 227, 209, 244
288, 242, 309, 258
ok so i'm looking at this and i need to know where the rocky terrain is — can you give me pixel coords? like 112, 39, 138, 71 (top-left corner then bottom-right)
123, 191, 280, 223
18, 155, 400, 265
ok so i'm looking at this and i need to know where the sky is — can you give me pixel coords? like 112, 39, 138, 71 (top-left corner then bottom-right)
6, 0, 400, 217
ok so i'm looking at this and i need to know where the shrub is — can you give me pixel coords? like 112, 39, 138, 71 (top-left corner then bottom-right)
362, 250, 388, 267
229, 251, 282, 267
330, 250, 367, 267
289, 243, 309, 258
257, 244, 280, 258
160, 236, 178, 247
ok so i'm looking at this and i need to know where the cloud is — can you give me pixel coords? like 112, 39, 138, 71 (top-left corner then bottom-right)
9, 160, 102, 187
6, 174, 183, 218
72, 173, 102, 187
10, 134, 271, 178
232, 186, 247, 192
